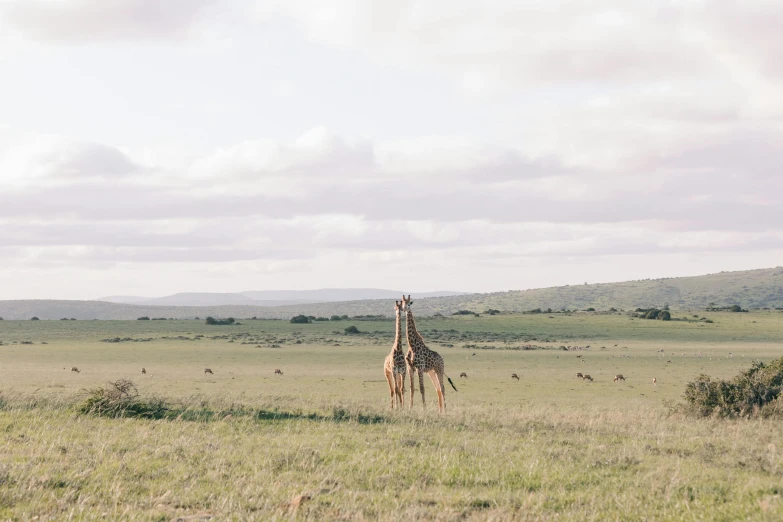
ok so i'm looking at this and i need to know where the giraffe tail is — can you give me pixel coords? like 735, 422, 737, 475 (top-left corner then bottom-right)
447, 376, 457, 392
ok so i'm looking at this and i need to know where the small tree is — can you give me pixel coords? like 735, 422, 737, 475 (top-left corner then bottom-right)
137, 316, 150, 321
344, 325, 360, 334
30, 317, 40, 321
290, 315, 311, 324
659, 310, 672, 321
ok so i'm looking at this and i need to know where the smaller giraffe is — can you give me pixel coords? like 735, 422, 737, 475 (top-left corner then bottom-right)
384, 301, 407, 408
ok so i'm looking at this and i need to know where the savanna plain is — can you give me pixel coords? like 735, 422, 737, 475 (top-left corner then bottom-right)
1, 310, 782, 521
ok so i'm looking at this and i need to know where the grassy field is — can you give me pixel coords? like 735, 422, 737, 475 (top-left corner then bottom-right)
1, 311, 782, 520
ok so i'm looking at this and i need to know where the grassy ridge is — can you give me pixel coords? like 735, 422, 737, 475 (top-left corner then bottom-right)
2, 266, 783, 319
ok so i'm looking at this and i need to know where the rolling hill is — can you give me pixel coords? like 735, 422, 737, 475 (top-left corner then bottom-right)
2, 267, 782, 320
96, 289, 467, 307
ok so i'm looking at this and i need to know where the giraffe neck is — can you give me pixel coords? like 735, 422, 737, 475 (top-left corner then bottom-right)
405, 310, 423, 350
392, 311, 402, 351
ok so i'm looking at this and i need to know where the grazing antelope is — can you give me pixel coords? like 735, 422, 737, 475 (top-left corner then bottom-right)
613, 374, 625, 382
511, 373, 520, 380
71, 367, 80, 373
653, 378, 657, 386
583, 375, 593, 381
141, 368, 146, 375
459, 372, 468, 378
576, 372, 583, 378
204, 368, 213, 375
274, 369, 283, 375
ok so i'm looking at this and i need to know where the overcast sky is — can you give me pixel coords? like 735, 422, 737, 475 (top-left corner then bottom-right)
0, 0, 781, 300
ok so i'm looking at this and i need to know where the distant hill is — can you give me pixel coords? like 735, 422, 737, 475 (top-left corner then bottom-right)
4, 267, 782, 320
96, 289, 467, 307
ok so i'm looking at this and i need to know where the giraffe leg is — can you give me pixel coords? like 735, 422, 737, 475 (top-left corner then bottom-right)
418, 369, 426, 407
428, 371, 444, 413
408, 364, 416, 408
439, 371, 447, 412
384, 368, 395, 409
396, 373, 405, 408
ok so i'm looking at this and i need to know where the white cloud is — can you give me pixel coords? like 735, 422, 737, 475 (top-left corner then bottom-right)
0, 0, 216, 42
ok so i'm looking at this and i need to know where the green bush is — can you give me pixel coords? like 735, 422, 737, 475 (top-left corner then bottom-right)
682, 357, 783, 418
206, 317, 235, 325
290, 315, 312, 324
344, 325, 360, 334
137, 316, 150, 321
659, 310, 671, 321
77, 379, 170, 419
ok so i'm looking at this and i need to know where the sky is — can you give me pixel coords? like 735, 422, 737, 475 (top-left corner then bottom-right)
0, 0, 781, 300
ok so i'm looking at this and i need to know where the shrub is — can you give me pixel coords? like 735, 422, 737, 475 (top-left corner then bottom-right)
682, 357, 783, 417
314, 317, 329, 321
344, 325, 360, 334
330, 315, 343, 321
77, 379, 170, 419
137, 316, 150, 321
206, 317, 235, 325
484, 309, 501, 315
644, 309, 660, 320
290, 315, 312, 324
30, 317, 40, 321
452, 310, 475, 316
585, 307, 596, 312
659, 310, 671, 321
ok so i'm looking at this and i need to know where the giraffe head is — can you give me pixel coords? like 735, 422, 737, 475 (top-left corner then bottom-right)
394, 300, 402, 315
401, 294, 413, 311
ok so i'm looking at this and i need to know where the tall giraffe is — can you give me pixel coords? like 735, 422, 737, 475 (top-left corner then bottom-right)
402, 295, 457, 412
383, 300, 407, 408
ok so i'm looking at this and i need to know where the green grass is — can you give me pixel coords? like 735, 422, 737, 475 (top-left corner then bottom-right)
1, 312, 783, 520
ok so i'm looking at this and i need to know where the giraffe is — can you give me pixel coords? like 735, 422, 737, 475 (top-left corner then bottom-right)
383, 300, 407, 408
401, 295, 457, 412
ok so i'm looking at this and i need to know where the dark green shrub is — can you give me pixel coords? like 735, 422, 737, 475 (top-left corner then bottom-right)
30, 317, 39, 321
344, 326, 360, 334
206, 317, 235, 325
644, 309, 660, 320
137, 316, 150, 320
659, 310, 671, 321
682, 357, 783, 417
290, 315, 311, 324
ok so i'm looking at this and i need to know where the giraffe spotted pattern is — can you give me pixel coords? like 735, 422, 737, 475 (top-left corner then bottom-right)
402, 295, 456, 413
